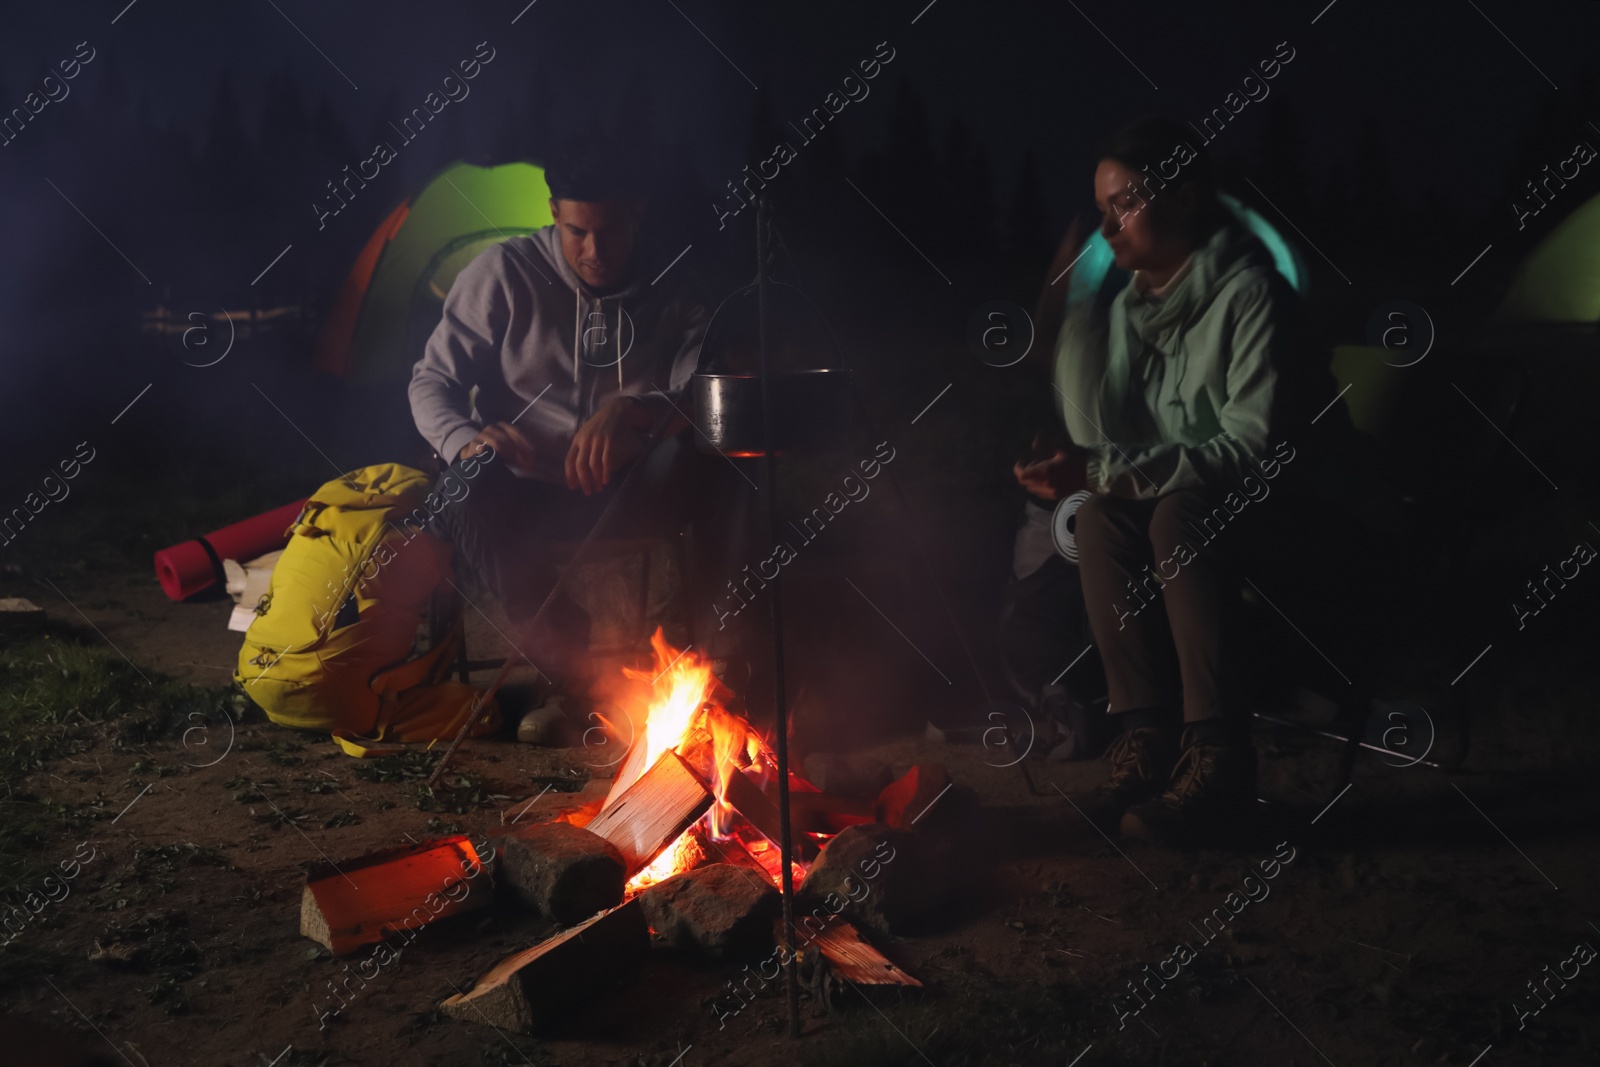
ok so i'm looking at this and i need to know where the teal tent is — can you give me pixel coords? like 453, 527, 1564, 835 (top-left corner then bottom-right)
1065, 191, 1310, 311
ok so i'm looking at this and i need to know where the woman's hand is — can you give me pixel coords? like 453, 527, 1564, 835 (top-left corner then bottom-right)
1013, 444, 1090, 501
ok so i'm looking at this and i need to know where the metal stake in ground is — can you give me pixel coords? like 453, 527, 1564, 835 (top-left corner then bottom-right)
755, 193, 803, 1040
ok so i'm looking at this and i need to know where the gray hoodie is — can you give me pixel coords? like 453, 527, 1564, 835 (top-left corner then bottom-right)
409, 225, 709, 484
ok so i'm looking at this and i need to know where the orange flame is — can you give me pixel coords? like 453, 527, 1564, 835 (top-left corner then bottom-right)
614, 630, 798, 895
615, 629, 717, 790
626, 825, 707, 893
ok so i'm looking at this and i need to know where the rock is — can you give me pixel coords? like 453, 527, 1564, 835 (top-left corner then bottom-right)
798, 823, 945, 938
874, 763, 949, 829
638, 863, 779, 960
803, 753, 894, 802
498, 822, 625, 924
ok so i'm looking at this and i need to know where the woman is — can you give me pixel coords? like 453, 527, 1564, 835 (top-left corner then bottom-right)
1015, 117, 1348, 845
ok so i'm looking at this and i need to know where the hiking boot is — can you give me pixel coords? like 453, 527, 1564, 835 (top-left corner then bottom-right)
1069, 726, 1180, 831
1120, 728, 1258, 845
517, 693, 570, 745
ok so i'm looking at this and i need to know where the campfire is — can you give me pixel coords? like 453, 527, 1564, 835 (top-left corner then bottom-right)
298, 629, 925, 1037
597, 629, 824, 894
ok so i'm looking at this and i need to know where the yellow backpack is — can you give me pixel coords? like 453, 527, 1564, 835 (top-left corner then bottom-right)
234, 463, 498, 756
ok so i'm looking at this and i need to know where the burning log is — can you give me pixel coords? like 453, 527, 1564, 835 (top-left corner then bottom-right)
625, 819, 769, 891
585, 749, 713, 875
722, 767, 820, 863
440, 898, 648, 1034
686, 822, 769, 877
599, 736, 651, 814
299, 836, 489, 956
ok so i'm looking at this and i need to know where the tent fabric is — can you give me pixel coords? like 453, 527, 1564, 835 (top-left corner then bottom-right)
314, 200, 410, 378
1495, 192, 1600, 324
317, 161, 554, 382
1329, 345, 1409, 438
1066, 191, 1310, 311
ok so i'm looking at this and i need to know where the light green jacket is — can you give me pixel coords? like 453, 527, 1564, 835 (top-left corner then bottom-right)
1054, 221, 1326, 499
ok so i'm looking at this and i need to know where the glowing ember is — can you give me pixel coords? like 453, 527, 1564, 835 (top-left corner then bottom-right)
626, 826, 707, 894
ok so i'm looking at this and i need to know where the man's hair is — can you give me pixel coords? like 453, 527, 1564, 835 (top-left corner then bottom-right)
545, 144, 645, 203
1098, 117, 1227, 238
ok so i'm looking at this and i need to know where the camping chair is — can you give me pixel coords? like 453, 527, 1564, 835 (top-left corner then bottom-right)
428, 531, 692, 684
1035, 213, 1529, 805
416, 448, 693, 686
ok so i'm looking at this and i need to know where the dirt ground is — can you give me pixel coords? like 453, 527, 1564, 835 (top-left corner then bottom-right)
4, 563, 1600, 1067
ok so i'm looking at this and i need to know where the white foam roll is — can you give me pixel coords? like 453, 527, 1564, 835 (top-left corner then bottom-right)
1051, 490, 1093, 564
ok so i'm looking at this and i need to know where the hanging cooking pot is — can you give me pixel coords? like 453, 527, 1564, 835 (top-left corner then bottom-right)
694, 368, 854, 458
691, 282, 854, 458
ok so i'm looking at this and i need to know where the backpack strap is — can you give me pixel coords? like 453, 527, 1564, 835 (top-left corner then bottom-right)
330, 617, 486, 758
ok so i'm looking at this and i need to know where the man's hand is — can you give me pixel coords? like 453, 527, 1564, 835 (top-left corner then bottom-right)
459, 422, 535, 470
1014, 442, 1090, 501
566, 396, 646, 496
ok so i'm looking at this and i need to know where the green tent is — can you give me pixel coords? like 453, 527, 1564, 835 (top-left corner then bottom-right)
1494, 191, 1600, 324
316, 161, 553, 382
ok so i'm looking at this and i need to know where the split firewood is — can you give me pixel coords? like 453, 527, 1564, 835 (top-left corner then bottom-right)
585, 749, 712, 875
599, 737, 650, 814
496, 777, 611, 829
809, 917, 922, 986
299, 836, 489, 956
439, 898, 648, 1034
776, 914, 922, 993
789, 791, 875, 835
688, 823, 770, 878
721, 767, 820, 863
875, 762, 950, 829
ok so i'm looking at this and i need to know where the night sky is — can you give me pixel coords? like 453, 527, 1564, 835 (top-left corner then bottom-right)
4, 0, 1597, 221
1, 0, 1598, 457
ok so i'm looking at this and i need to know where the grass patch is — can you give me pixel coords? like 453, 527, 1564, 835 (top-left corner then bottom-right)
353, 749, 510, 813
0, 624, 244, 901
91, 909, 203, 1014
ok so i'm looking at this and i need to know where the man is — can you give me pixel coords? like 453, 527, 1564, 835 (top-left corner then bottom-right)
410, 149, 739, 729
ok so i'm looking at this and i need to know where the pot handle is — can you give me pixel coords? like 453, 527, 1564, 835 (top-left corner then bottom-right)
694, 281, 851, 375
695, 282, 758, 375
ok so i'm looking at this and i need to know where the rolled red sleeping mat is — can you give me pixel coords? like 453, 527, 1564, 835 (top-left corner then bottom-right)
153, 498, 308, 601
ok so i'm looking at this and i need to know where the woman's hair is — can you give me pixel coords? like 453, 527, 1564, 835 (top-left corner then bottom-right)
1097, 116, 1229, 243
